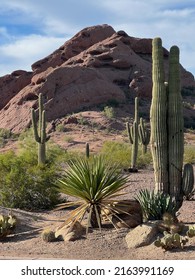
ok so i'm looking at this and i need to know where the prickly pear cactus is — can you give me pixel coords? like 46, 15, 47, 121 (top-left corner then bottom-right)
186, 225, 195, 238
157, 212, 183, 234
0, 214, 17, 239
154, 231, 188, 250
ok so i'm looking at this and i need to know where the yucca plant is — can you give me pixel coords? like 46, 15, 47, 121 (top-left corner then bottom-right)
55, 155, 129, 232
136, 189, 176, 221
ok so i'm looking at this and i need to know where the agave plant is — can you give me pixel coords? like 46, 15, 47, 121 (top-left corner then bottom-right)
55, 155, 129, 232
136, 189, 176, 221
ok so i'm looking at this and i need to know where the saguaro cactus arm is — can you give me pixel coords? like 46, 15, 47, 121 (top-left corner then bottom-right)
138, 118, 150, 154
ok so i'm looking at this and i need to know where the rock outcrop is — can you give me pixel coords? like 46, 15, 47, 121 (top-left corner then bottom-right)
0, 24, 194, 132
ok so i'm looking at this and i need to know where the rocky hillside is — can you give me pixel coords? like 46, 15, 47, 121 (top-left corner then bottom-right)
0, 24, 194, 132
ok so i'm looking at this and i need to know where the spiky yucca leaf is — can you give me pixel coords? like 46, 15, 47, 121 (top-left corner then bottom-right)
55, 156, 129, 231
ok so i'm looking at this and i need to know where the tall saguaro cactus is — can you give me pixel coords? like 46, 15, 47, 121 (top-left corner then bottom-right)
31, 93, 50, 165
150, 37, 194, 209
150, 38, 168, 193
126, 97, 139, 171
167, 46, 184, 204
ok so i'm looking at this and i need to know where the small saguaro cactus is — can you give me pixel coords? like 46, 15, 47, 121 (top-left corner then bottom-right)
85, 142, 90, 158
138, 118, 150, 154
31, 93, 50, 165
126, 97, 139, 172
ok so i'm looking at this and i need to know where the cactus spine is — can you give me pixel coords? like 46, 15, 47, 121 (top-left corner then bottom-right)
150, 38, 194, 209
31, 93, 50, 165
138, 118, 150, 154
126, 97, 139, 171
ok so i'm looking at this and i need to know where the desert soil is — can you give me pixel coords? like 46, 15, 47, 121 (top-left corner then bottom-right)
0, 110, 195, 260
0, 169, 195, 260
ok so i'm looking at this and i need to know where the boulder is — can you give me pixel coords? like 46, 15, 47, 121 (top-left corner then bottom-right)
125, 222, 159, 248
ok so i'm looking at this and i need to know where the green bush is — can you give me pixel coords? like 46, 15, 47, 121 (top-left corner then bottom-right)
103, 106, 115, 119
0, 128, 18, 148
0, 151, 61, 210
184, 145, 195, 164
100, 141, 152, 169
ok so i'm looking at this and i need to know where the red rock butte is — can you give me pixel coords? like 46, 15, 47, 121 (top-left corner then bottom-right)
0, 24, 194, 132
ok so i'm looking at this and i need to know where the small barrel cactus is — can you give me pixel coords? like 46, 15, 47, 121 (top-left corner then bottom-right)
41, 229, 56, 242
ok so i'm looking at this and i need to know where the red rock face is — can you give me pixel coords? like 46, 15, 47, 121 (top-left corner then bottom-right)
0, 70, 33, 110
0, 24, 194, 132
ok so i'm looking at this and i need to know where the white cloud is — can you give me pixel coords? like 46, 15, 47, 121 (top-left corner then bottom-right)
0, 34, 68, 76
0, 0, 194, 77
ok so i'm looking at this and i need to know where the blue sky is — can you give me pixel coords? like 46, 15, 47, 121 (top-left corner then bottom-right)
0, 0, 195, 77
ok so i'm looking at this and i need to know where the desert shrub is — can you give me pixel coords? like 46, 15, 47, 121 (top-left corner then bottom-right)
136, 189, 176, 221
103, 106, 115, 119
100, 141, 130, 168
56, 123, 66, 132
0, 128, 18, 148
100, 141, 152, 169
184, 145, 195, 164
0, 150, 61, 210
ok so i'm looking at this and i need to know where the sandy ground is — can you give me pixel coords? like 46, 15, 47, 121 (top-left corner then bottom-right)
0, 169, 194, 260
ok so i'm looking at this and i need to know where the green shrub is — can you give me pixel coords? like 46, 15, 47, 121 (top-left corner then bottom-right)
184, 145, 195, 164
0, 128, 18, 148
103, 106, 115, 119
100, 141, 152, 169
0, 151, 61, 210
100, 141, 130, 168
